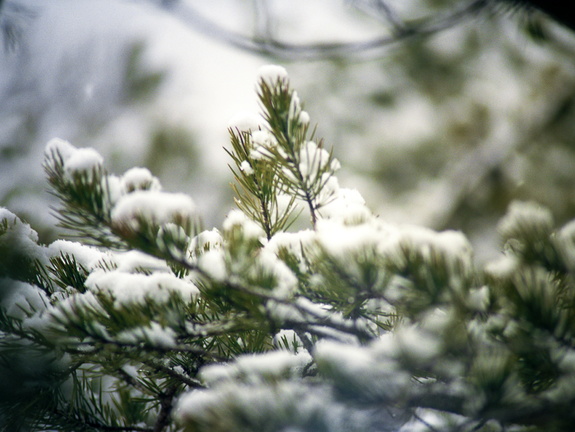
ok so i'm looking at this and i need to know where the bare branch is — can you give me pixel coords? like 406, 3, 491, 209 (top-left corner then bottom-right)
168, 0, 489, 60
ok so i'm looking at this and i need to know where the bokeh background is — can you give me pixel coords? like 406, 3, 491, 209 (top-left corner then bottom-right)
1, 0, 575, 261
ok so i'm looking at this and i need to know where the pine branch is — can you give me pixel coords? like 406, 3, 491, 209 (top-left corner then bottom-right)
254, 73, 340, 228
226, 128, 298, 238
44, 147, 125, 249
153, 384, 179, 432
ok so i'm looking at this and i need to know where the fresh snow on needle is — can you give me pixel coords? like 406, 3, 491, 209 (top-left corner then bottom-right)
257, 64, 289, 85
112, 190, 196, 226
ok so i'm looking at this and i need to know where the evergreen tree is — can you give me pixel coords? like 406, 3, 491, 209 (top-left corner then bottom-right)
2, 65, 575, 431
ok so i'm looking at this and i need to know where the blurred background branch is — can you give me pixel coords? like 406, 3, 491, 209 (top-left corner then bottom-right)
2, 0, 574, 58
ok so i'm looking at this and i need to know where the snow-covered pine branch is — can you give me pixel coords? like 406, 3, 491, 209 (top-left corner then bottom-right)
2, 65, 575, 432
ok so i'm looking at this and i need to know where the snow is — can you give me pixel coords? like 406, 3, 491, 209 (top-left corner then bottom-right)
48, 240, 109, 270
85, 270, 198, 309
116, 322, 176, 348
111, 190, 196, 229
121, 167, 162, 192
0, 208, 48, 265
222, 209, 265, 239
239, 160, 254, 175
318, 186, 372, 223
265, 229, 316, 262
200, 350, 312, 385
176, 381, 334, 430
467, 286, 490, 312
249, 135, 277, 160
227, 111, 262, 132
197, 249, 227, 281
395, 324, 442, 365
315, 219, 388, 258
235, 350, 311, 378
48, 290, 109, 325
112, 250, 173, 274
314, 340, 371, 371
298, 110, 310, 125
250, 129, 277, 149
64, 147, 104, 174
559, 221, 575, 269
289, 90, 303, 120
257, 65, 289, 85
314, 339, 411, 400
255, 249, 298, 298
298, 141, 339, 181
374, 224, 474, 276
0, 279, 49, 320
106, 175, 124, 204
45, 138, 77, 161
273, 329, 304, 353
189, 229, 223, 255
484, 255, 518, 279
176, 389, 221, 423
45, 138, 104, 175
497, 200, 554, 238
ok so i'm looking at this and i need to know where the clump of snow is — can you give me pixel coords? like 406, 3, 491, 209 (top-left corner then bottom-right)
189, 229, 223, 257
64, 147, 104, 174
228, 111, 262, 132
394, 225, 472, 260
197, 249, 227, 282
222, 209, 265, 239
484, 255, 519, 279
381, 225, 474, 275
0, 208, 49, 265
256, 248, 298, 298
250, 129, 277, 148
370, 332, 399, 358
314, 339, 410, 400
288, 90, 305, 124
197, 363, 235, 385
45, 138, 77, 161
111, 190, 196, 230
48, 290, 109, 328
48, 240, 109, 270
273, 329, 304, 353
298, 110, 310, 125
112, 250, 173, 274
498, 200, 554, 238
121, 167, 161, 192
0, 279, 49, 320
106, 175, 124, 204
318, 187, 372, 223
266, 229, 316, 257
239, 160, 254, 175
466, 286, 490, 312
315, 219, 388, 259
395, 324, 442, 365
257, 64, 289, 85
249, 129, 279, 160
200, 350, 312, 386
116, 322, 176, 348
235, 350, 311, 379
85, 270, 198, 309
298, 141, 340, 181
45, 138, 104, 175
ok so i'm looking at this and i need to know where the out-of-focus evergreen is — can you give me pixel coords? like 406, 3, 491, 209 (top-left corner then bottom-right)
3, 0, 574, 260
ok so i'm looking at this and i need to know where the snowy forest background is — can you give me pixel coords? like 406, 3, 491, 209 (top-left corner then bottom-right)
1, 0, 575, 261
2, 1, 575, 431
